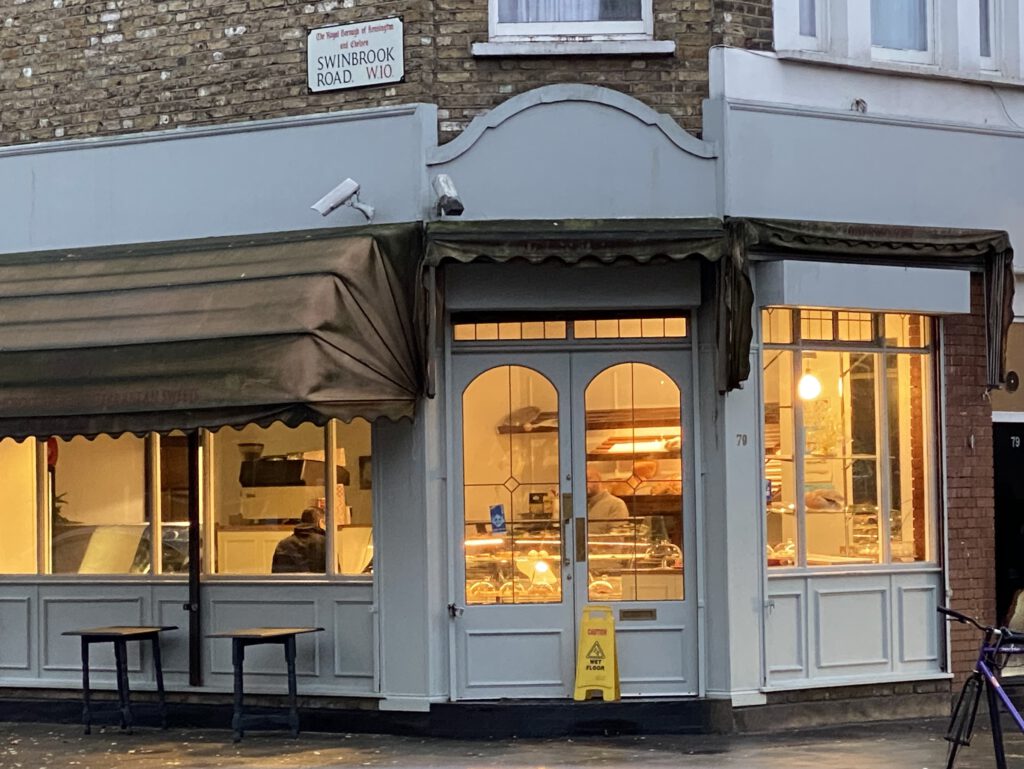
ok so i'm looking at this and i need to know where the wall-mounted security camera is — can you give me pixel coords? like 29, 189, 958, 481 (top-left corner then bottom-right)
311, 177, 375, 221
432, 174, 464, 217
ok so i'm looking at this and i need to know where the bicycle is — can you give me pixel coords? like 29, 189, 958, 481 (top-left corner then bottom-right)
938, 606, 1024, 769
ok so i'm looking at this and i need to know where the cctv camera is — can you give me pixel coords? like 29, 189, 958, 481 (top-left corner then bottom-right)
432, 174, 464, 217
312, 178, 361, 216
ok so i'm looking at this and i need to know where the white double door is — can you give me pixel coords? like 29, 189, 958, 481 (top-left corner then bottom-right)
452, 348, 698, 699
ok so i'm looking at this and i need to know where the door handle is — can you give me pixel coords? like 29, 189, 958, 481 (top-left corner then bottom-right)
575, 518, 587, 563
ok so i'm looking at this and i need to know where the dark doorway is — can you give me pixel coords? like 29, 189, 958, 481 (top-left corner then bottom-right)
994, 423, 1024, 623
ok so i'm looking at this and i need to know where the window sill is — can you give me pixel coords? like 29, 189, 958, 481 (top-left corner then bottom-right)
776, 48, 1023, 89
472, 40, 675, 57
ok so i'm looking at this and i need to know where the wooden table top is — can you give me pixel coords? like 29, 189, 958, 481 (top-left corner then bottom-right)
208, 627, 324, 640
63, 626, 178, 638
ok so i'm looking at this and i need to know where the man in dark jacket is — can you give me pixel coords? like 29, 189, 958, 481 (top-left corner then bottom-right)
271, 507, 326, 573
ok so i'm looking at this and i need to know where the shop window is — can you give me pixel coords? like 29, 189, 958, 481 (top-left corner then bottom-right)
762, 308, 936, 569
574, 317, 687, 339
462, 365, 562, 605
51, 435, 151, 574
158, 434, 192, 574
454, 321, 567, 341
0, 438, 39, 574
211, 421, 370, 576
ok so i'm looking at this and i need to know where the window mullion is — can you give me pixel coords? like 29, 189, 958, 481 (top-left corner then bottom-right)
325, 420, 339, 577
876, 353, 893, 564
794, 350, 808, 568
148, 434, 163, 576
36, 440, 50, 575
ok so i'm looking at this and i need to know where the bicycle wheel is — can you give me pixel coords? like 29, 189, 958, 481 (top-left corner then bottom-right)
946, 672, 983, 769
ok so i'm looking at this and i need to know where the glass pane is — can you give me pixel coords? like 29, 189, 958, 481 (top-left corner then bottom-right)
800, 309, 834, 341
52, 435, 150, 574
498, 0, 641, 23
595, 319, 619, 338
885, 313, 931, 348
477, 323, 498, 341
453, 324, 476, 341
665, 317, 687, 337
640, 318, 665, 337
574, 320, 596, 339
0, 438, 38, 574
522, 321, 545, 339
837, 312, 874, 342
585, 363, 683, 601
872, 0, 928, 51
618, 318, 641, 337
336, 419, 373, 575
802, 351, 881, 565
463, 366, 561, 605
764, 351, 797, 567
498, 322, 522, 340
762, 308, 793, 344
213, 423, 328, 574
981, 0, 992, 58
545, 321, 567, 339
158, 434, 191, 574
887, 353, 934, 562
800, 0, 816, 36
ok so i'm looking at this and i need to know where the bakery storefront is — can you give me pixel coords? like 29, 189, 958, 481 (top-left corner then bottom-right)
0, 84, 1015, 728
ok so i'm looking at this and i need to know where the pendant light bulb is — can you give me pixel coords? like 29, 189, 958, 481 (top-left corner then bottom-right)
798, 372, 822, 401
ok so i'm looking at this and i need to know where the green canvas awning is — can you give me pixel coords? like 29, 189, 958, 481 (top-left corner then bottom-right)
423, 218, 753, 393
736, 218, 1015, 388
0, 224, 423, 439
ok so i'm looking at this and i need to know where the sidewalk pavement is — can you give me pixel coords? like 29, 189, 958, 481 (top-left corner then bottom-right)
0, 719, 1022, 769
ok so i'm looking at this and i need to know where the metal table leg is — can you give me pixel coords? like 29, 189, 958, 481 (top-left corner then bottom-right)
80, 638, 92, 735
152, 635, 168, 729
285, 636, 299, 737
231, 640, 245, 743
113, 640, 134, 734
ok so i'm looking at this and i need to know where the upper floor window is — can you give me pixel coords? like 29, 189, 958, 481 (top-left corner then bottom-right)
775, 0, 1008, 79
871, 0, 930, 61
490, 0, 652, 41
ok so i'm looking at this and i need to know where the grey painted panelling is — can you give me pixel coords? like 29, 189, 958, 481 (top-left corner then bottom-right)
430, 99, 718, 221
445, 262, 702, 313
755, 261, 971, 314
0, 108, 434, 254
765, 571, 943, 687
0, 597, 32, 670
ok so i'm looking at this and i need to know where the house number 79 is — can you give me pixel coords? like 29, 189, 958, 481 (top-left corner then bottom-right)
736, 434, 748, 446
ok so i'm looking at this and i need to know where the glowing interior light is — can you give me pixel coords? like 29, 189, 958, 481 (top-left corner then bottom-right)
533, 560, 550, 573
798, 373, 822, 400
608, 440, 667, 454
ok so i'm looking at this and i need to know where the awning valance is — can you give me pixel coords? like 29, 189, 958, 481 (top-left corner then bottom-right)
0, 225, 423, 440
423, 218, 753, 393
736, 218, 1015, 389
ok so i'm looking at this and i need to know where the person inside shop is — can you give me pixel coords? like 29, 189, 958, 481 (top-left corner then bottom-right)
271, 506, 326, 573
587, 467, 629, 534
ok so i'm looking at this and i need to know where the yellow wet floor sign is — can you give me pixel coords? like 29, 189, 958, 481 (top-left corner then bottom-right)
573, 604, 619, 701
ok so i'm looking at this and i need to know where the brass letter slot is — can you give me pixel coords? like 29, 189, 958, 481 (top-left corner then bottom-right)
619, 609, 657, 622
574, 518, 586, 562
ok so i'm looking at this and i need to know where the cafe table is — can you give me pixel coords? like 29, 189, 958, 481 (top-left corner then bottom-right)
207, 626, 324, 742
62, 625, 177, 734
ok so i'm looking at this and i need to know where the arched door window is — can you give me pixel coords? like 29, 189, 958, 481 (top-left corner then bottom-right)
462, 366, 562, 605
584, 362, 683, 601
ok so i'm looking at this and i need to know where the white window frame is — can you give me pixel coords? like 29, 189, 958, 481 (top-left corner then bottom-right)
981, 0, 999, 71
774, 0, 827, 51
870, 0, 936, 65
487, 0, 653, 43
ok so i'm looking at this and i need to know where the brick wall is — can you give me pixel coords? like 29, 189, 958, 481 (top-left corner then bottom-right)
0, 0, 771, 147
944, 274, 997, 680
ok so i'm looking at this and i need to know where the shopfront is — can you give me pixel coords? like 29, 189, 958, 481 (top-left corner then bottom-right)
0, 81, 1015, 729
